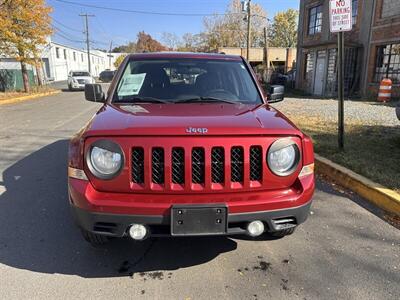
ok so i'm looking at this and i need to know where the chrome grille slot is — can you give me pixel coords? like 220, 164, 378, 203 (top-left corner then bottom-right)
131, 148, 144, 184
192, 148, 205, 184
250, 146, 262, 181
211, 147, 224, 183
152, 148, 165, 184
172, 148, 185, 184
231, 147, 244, 182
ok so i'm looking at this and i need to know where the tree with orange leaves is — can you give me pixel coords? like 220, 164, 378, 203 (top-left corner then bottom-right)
0, 0, 53, 92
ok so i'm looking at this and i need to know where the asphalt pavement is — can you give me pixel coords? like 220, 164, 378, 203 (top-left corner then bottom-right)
0, 90, 399, 299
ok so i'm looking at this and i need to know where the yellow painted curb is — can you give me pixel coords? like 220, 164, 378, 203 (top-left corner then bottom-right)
0, 90, 61, 106
315, 154, 400, 216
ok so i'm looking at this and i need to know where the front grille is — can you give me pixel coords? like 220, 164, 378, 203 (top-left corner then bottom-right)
250, 146, 262, 181
77, 79, 86, 84
192, 148, 205, 184
132, 148, 144, 183
152, 148, 164, 184
131, 144, 264, 190
231, 147, 244, 182
172, 148, 185, 184
211, 147, 224, 183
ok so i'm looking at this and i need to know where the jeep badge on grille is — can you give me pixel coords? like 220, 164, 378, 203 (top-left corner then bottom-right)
186, 127, 208, 134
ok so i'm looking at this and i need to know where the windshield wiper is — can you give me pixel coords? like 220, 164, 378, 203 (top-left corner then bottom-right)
174, 97, 238, 104
116, 96, 170, 104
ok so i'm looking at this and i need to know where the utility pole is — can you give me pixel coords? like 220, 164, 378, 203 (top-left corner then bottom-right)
108, 40, 113, 69
79, 13, 94, 74
246, 0, 251, 61
263, 26, 269, 82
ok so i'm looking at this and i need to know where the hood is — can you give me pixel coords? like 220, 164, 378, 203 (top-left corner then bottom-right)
83, 103, 302, 137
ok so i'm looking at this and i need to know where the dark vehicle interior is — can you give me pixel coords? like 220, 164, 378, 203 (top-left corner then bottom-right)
114, 59, 263, 104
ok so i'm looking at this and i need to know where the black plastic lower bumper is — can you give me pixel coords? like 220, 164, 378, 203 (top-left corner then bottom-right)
70, 201, 312, 238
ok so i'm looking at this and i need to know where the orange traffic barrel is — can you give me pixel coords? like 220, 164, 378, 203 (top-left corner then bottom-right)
378, 78, 392, 102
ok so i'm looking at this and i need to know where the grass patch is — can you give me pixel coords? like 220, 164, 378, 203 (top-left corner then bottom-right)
286, 113, 400, 193
0, 86, 55, 101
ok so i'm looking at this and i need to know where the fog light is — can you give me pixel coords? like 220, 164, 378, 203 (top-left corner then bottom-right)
129, 224, 148, 240
247, 220, 265, 237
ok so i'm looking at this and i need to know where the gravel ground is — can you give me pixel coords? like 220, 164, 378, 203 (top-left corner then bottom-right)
274, 98, 400, 127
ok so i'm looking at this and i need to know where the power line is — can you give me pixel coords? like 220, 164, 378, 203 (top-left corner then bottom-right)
53, 25, 84, 41
54, 0, 243, 17
54, 31, 85, 44
52, 18, 82, 33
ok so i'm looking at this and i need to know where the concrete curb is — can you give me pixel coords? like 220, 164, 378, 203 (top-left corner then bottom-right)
0, 90, 61, 106
315, 154, 400, 216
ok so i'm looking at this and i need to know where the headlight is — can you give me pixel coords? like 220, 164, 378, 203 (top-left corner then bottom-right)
267, 138, 300, 176
86, 140, 124, 179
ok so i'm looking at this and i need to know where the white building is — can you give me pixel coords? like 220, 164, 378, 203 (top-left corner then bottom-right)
41, 41, 107, 81
1, 39, 129, 90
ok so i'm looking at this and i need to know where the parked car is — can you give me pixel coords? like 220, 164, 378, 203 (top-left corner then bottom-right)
99, 70, 115, 83
68, 52, 315, 246
67, 71, 94, 91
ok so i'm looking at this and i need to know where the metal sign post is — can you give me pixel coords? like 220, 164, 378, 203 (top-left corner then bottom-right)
329, 0, 352, 150
338, 31, 344, 149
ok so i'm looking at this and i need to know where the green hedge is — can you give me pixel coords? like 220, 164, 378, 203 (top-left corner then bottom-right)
0, 69, 36, 92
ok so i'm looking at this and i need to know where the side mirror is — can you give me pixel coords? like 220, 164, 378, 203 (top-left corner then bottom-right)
85, 84, 105, 102
267, 85, 285, 103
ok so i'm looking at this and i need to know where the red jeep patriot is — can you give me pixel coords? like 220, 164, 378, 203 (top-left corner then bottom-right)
68, 52, 315, 245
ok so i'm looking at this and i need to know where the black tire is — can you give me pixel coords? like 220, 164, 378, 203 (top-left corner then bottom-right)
270, 227, 295, 238
80, 229, 109, 246
68, 83, 72, 91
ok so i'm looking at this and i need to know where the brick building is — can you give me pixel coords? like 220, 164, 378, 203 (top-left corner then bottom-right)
295, 0, 400, 99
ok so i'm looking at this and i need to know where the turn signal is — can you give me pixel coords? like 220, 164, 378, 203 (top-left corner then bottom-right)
68, 167, 88, 180
298, 163, 314, 178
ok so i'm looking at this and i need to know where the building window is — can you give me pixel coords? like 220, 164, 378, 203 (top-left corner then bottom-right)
73, 52, 76, 61
308, 5, 323, 35
374, 43, 400, 83
56, 47, 60, 59
81, 53, 84, 62
63, 49, 67, 59
352, 0, 358, 25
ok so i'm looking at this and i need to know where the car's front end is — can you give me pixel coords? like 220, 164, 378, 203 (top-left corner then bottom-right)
68, 53, 315, 245
68, 71, 95, 91
70, 77, 94, 90
68, 106, 314, 242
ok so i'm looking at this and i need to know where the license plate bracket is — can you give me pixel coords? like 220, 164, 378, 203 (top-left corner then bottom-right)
171, 205, 228, 236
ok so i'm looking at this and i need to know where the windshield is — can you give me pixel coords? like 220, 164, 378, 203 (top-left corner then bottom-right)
72, 72, 90, 77
113, 59, 263, 104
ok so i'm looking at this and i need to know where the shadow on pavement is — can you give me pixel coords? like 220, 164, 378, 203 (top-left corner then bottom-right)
0, 140, 237, 278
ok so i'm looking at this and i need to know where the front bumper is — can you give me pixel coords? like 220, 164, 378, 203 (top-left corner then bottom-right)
70, 83, 85, 90
68, 174, 314, 237
71, 200, 312, 237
